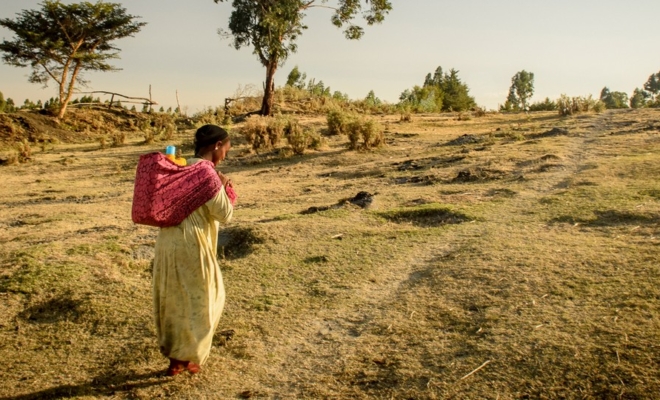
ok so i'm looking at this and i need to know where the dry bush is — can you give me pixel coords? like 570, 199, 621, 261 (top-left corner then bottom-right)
139, 121, 154, 144
17, 139, 32, 162
194, 107, 225, 127
473, 106, 487, 117
327, 109, 352, 135
149, 114, 177, 140
399, 111, 412, 123
361, 118, 385, 149
457, 112, 472, 121
557, 95, 606, 116
162, 122, 176, 141
227, 84, 262, 115
0, 116, 25, 141
307, 130, 325, 150
284, 119, 308, 155
346, 117, 384, 151
345, 119, 362, 150
111, 130, 126, 147
98, 136, 108, 149
1, 152, 18, 165
241, 115, 286, 153
241, 116, 268, 152
266, 117, 286, 147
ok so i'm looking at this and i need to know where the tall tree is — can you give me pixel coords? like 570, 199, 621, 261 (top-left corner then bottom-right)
285, 65, 306, 88
630, 88, 650, 109
600, 87, 629, 109
214, 0, 392, 116
441, 69, 476, 112
504, 70, 534, 111
0, 1, 145, 119
644, 71, 660, 102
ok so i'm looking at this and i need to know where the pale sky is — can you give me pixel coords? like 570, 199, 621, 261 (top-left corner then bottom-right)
1, 0, 659, 112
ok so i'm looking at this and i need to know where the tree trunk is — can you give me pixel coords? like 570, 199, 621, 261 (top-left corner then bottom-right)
260, 58, 278, 116
57, 62, 82, 120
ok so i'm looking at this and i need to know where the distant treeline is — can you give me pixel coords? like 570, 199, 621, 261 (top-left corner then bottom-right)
2, 68, 659, 116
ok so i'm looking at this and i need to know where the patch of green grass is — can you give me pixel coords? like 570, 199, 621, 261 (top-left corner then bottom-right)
376, 203, 472, 227
640, 189, 660, 200
0, 250, 87, 295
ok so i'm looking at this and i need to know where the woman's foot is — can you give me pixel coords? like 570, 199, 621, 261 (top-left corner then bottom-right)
186, 362, 201, 374
166, 358, 187, 376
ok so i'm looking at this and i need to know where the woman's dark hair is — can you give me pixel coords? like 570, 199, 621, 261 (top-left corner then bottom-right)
194, 125, 229, 155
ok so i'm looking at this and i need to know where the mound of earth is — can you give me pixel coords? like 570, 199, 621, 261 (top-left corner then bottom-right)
531, 127, 570, 139
446, 134, 484, 146
0, 108, 178, 145
301, 192, 377, 214
452, 167, 508, 183
0, 112, 75, 143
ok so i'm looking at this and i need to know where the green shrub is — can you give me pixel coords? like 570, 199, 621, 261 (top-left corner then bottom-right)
0, 91, 6, 113
529, 97, 557, 112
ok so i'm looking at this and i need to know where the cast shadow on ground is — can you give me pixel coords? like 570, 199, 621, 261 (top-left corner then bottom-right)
0, 370, 167, 400
550, 210, 660, 227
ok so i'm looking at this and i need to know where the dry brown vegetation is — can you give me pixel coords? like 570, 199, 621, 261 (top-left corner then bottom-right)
1, 108, 659, 399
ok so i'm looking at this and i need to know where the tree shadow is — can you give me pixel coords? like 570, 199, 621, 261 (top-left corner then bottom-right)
0, 369, 168, 400
550, 210, 660, 227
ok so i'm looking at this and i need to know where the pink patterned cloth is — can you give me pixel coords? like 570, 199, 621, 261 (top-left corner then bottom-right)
132, 152, 228, 227
225, 185, 238, 205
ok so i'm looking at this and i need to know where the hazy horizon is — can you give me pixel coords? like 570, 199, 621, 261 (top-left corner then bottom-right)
1, 0, 659, 113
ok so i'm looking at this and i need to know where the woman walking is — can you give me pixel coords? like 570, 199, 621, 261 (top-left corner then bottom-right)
152, 125, 234, 376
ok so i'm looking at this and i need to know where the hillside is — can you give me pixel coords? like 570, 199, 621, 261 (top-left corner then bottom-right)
0, 109, 659, 399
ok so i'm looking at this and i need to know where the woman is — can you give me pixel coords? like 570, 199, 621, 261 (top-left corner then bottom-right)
152, 125, 234, 376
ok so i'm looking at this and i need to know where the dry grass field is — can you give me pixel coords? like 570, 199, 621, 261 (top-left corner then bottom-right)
0, 108, 659, 399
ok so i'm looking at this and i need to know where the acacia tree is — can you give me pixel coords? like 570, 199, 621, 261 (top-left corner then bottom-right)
214, 0, 392, 116
503, 70, 534, 111
0, 1, 145, 119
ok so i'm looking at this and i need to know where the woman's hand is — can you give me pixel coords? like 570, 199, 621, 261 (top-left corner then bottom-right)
218, 172, 233, 188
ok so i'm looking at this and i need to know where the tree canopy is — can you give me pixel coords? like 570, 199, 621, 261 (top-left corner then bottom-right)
501, 70, 534, 112
599, 87, 629, 109
214, 0, 392, 116
644, 71, 660, 102
399, 66, 475, 113
630, 88, 650, 109
0, 1, 145, 119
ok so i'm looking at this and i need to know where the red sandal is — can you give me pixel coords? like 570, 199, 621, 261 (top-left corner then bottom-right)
186, 362, 201, 374
166, 358, 187, 376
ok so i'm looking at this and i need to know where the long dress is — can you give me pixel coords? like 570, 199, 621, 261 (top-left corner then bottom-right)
152, 162, 233, 365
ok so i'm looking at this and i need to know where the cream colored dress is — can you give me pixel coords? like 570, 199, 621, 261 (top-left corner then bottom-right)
152, 163, 233, 365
